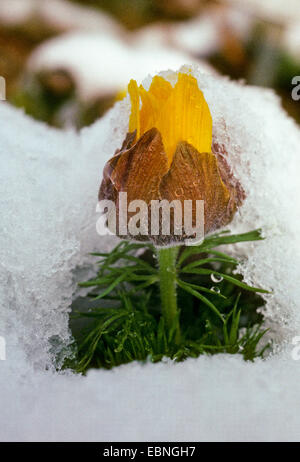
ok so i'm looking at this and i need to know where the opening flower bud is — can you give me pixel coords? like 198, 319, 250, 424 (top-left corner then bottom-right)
99, 72, 244, 246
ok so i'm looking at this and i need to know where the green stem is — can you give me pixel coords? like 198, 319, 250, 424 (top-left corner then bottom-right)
157, 246, 180, 342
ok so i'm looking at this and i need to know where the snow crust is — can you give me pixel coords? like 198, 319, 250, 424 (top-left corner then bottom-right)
1, 65, 300, 441
1, 352, 300, 442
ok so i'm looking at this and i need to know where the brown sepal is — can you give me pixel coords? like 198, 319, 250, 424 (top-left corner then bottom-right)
160, 141, 234, 234
99, 130, 243, 245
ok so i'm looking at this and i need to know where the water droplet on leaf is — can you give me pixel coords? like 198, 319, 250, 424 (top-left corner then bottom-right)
210, 286, 221, 294
211, 273, 223, 283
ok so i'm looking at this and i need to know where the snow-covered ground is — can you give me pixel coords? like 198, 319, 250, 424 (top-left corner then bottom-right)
1, 65, 300, 441
1, 352, 300, 442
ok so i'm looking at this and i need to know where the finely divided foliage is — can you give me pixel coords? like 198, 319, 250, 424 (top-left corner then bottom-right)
68, 230, 270, 372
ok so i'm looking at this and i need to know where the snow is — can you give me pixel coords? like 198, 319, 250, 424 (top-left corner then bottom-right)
180, 66, 300, 342
283, 22, 300, 63
0, 0, 122, 35
224, 0, 300, 25
28, 32, 211, 101
1, 64, 300, 441
0, 0, 34, 25
135, 6, 253, 58
0, 101, 122, 370
1, 352, 300, 441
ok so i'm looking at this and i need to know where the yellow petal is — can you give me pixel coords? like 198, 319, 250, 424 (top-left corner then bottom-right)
154, 73, 212, 165
128, 79, 140, 137
115, 88, 127, 101
148, 75, 173, 101
139, 87, 157, 136
128, 74, 212, 166
138, 76, 173, 136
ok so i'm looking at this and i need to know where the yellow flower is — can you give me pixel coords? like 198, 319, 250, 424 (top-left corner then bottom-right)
128, 73, 212, 166
99, 72, 244, 245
